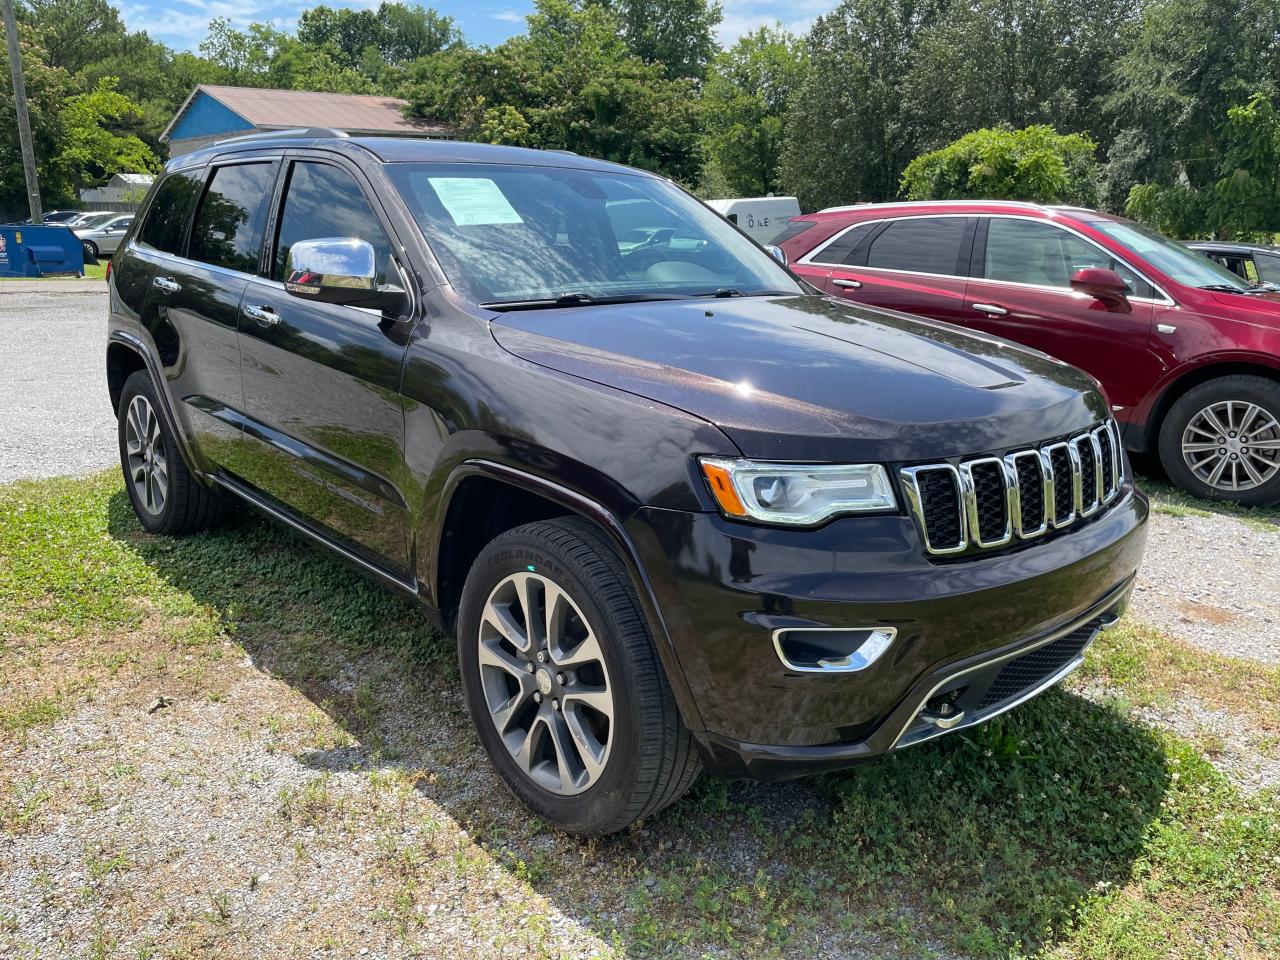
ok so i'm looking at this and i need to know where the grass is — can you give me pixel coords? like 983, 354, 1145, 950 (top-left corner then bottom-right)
1133, 460, 1280, 530
1, 471, 1277, 958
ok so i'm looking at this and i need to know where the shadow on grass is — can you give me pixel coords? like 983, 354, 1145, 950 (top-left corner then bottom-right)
106, 490, 1169, 958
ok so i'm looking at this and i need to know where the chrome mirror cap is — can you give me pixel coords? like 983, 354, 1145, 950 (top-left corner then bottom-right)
284, 237, 378, 298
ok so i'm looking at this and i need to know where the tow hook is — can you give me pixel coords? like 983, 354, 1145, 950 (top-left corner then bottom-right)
920, 693, 966, 730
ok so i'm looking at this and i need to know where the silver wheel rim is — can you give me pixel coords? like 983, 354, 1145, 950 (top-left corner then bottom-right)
1181, 399, 1280, 492
478, 571, 615, 796
125, 395, 169, 516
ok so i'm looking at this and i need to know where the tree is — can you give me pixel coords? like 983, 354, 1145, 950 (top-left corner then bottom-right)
1103, 0, 1280, 212
1126, 94, 1280, 239
51, 77, 160, 194
297, 3, 460, 70
598, 0, 722, 80
700, 26, 806, 196
779, 0, 947, 210
401, 0, 700, 182
902, 0, 1141, 152
0, 20, 72, 215
19, 0, 124, 74
900, 124, 1101, 205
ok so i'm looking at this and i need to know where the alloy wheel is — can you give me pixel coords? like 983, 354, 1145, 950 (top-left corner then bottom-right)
124, 394, 169, 515
477, 571, 615, 795
1181, 399, 1280, 492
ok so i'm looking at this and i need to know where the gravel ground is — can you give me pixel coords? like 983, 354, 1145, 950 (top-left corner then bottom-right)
0, 291, 115, 483
1132, 510, 1280, 666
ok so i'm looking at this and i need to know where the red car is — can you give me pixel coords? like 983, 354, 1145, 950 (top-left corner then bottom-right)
780, 201, 1280, 504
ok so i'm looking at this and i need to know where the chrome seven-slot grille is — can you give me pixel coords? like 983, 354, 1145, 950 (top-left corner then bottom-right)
900, 421, 1123, 556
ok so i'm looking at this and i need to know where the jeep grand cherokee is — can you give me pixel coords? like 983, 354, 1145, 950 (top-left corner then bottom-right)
106, 132, 1148, 835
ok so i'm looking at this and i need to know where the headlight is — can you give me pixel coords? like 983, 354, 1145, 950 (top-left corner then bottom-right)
699, 457, 897, 525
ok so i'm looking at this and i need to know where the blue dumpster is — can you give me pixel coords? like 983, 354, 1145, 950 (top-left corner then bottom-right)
0, 224, 86, 278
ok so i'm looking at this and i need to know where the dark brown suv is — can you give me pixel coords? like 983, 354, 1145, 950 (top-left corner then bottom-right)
106, 132, 1148, 834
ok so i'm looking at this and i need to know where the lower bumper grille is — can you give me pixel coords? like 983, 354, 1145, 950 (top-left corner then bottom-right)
976, 625, 1096, 710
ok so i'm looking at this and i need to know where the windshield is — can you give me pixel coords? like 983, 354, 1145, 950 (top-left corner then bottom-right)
1090, 219, 1253, 291
77, 213, 117, 229
386, 161, 802, 306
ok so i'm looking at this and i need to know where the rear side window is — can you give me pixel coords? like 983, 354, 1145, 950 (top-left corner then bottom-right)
1256, 253, 1280, 284
810, 221, 877, 265
865, 217, 969, 275
136, 171, 203, 254
272, 161, 394, 284
189, 163, 276, 274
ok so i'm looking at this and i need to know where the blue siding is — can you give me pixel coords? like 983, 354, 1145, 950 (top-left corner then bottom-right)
169, 92, 254, 141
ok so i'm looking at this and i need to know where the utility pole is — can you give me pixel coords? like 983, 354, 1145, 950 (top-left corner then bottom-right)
2, 0, 42, 222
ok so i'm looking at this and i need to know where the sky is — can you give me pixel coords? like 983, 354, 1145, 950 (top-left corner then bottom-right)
114, 0, 835, 56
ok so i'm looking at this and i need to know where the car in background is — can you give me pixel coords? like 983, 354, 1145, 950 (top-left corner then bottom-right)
68, 211, 124, 230
75, 213, 134, 258
780, 201, 1280, 504
1186, 240, 1280, 289
39, 209, 85, 224
706, 197, 801, 244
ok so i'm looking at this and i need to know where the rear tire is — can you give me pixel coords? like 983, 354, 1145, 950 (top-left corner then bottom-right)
83, 240, 98, 259
117, 370, 229, 535
457, 517, 701, 835
1158, 375, 1280, 504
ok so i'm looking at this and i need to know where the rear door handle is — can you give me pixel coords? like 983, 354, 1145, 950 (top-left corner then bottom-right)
971, 303, 1008, 316
243, 304, 280, 327
831, 278, 862, 289
152, 276, 181, 294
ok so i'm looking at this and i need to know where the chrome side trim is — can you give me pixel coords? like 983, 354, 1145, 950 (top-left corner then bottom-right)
771, 626, 897, 674
211, 473, 419, 596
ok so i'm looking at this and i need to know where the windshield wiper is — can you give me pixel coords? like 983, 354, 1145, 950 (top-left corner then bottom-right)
1198, 283, 1249, 293
482, 292, 690, 311
693, 288, 796, 299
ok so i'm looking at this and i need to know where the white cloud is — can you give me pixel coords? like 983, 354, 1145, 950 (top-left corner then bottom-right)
716, 0, 835, 44
492, 9, 526, 22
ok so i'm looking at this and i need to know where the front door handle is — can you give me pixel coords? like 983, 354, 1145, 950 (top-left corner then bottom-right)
243, 304, 281, 327
152, 276, 181, 294
971, 303, 1008, 316
831, 278, 862, 290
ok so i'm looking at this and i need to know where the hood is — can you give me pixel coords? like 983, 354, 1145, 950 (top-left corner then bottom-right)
490, 295, 1107, 461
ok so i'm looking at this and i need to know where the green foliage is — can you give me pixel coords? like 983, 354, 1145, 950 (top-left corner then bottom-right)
901, 124, 1100, 205
400, 0, 700, 182
53, 78, 160, 186
700, 25, 807, 196
779, 0, 948, 210
602, 0, 722, 81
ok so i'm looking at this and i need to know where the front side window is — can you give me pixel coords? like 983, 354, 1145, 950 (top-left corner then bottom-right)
864, 217, 968, 275
189, 163, 275, 274
1253, 252, 1280, 284
1090, 219, 1250, 292
984, 218, 1152, 297
137, 171, 203, 255
386, 162, 802, 306
273, 162, 394, 284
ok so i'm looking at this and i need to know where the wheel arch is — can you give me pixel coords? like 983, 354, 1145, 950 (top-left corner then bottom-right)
1139, 358, 1280, 451
430, 459, 705, 734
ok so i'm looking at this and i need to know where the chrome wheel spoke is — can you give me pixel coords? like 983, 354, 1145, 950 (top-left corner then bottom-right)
545, 711, 583, 792
563, 686, 612, 717
1183, 399, 1280, 491
482, 601, 530, 653
478, 637, 528, 681
563, 704, 607, 782
550, 628, 604, 670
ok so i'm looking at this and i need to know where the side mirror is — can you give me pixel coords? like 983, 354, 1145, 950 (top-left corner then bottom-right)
763, 244, 788, 266
284, 237, 406, 312
1070, 267, 1131, 313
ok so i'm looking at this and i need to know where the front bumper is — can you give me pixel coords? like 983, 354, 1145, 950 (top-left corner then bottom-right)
625, 484, 1148, 779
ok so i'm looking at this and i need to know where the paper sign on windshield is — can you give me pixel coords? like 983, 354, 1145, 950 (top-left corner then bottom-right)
428, 177, 524, 226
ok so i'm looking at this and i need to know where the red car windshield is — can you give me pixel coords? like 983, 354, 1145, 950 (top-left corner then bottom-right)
1090, 220, 1253, 292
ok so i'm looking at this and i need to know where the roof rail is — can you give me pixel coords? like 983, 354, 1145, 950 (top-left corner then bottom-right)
213, 127, 351, 147
817, 199, 1045, 214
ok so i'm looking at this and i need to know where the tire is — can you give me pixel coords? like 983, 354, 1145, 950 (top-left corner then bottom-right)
1158, 375, 1280, 504
457, 517, 701, 835
117, 370, 229, 535
83, 240, 98, 259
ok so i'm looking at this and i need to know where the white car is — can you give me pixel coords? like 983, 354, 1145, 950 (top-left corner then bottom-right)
75, 214, 134, 258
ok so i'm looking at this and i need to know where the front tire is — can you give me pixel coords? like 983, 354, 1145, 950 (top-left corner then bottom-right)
457, 517, 701, 835
1158, 375, 1280, 504
117, 370, 229, 535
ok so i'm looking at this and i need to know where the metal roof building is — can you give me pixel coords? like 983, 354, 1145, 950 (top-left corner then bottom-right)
160, 85, 454, 156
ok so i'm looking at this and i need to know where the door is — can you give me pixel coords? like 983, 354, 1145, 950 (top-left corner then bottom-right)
137, 161, 276, 473
821, 216, 976, 326
99, 215, 135, 254
237, 157, 414, 575
960, 217, 1162, 412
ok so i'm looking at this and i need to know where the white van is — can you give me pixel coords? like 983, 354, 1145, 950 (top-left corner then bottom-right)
706, 196, 802, 245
